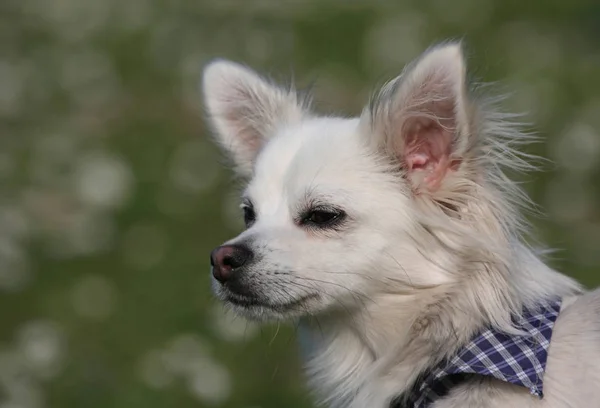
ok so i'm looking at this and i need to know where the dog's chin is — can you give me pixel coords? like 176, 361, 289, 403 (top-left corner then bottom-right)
218, 291, 321, 322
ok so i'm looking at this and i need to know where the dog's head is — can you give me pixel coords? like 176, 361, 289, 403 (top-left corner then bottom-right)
202, 43, 515, 321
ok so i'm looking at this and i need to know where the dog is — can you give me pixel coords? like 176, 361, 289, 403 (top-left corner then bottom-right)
201, 42, 600, 407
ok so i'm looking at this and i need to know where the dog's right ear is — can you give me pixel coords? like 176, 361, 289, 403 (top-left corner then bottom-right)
202, 60, 308, 176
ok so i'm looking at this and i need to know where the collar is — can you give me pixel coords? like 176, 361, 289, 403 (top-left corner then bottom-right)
392, 299, 562, 408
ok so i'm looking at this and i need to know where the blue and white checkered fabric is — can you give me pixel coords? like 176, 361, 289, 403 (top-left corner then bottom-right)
393, 299, 562, 408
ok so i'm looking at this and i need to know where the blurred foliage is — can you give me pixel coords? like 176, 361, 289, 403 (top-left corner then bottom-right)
1, 0, 600, 407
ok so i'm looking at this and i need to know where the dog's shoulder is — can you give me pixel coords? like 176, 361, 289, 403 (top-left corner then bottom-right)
431, 291, 600, 408
531, 290, 600, 407
554, 289, 600, 338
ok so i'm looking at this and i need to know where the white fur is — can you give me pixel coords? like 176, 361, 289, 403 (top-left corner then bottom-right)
201, 42, 599, 407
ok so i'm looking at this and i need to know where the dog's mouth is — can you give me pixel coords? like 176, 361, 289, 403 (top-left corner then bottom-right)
224, 292, 319, 313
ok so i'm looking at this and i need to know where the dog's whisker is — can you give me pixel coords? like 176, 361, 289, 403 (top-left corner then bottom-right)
282, 280, 364, 326
269, 323, 281, 347
382, 250, 416, 289
291, 276, 374, 305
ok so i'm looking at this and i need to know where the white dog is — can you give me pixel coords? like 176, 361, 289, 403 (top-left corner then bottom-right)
201, 42, 600, 407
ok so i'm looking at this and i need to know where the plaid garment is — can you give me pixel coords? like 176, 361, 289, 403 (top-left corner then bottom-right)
391, 299, 562, 408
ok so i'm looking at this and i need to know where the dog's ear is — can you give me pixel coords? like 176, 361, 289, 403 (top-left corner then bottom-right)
361, 42, 471, 192
202, 60, 308, 176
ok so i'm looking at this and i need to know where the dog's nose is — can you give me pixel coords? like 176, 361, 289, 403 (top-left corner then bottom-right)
210, 244, 253, 283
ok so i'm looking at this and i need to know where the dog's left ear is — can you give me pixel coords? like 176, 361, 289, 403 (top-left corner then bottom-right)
361, 42, 471, 192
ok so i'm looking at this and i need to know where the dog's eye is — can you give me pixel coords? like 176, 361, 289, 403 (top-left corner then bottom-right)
302, 209, 345, 227
243, 205, 256, 228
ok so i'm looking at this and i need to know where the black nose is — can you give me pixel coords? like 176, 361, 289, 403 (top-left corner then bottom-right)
210, 244, 253, 283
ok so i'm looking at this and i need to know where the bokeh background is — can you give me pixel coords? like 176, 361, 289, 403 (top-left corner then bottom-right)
2, 0, 600, 407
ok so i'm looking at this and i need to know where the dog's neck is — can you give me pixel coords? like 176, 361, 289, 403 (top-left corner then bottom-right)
298, 244, 582, 408
298, 288, 483, 408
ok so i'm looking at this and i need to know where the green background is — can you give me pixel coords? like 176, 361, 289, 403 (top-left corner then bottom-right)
2, 0, 600, 407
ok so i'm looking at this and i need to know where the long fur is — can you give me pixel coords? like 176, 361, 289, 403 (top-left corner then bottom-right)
202, 42, 599, 408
